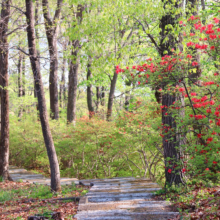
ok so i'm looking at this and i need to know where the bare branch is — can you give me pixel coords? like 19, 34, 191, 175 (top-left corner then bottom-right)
134, 17, 161, 53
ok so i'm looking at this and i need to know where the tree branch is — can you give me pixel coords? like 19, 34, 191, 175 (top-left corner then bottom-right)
133, 17, 161, 53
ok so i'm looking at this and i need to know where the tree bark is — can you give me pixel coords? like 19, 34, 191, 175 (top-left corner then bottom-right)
96, 86, 100, 112
18, 51, 23, 98
67, 5, 84, 124
124, 80, 132, 111
22, 56, 26, 96
42, 0, 63, 120
34, 0, 40, 113
107, 70, 118, 121
87, 57, 94, 118
67, 40, 79, 124
25, 0, 61, 191
188, 0, 202, 84
0, 0, 12, 181
159, 0, 184, 186
101, 86, 105, 107
18, 50, 23, 118
59, 52, 66, 109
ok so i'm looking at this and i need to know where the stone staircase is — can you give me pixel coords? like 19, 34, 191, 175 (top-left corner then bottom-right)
74, 177, 178, 220
9, 167, 178, 219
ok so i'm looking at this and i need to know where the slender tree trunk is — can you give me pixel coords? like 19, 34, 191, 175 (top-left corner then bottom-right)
34, 0, 40, 113
188, 0, 202, 84
0, 0, 12, 181
96, 86, 100, 112
159, 0, 184, 186
67, 5, 84, 124
25, 0, 61, 191
18, 51, 23, 98
18, 51, 23, 118
22, 56, 25, 96
107, 69, 118, 121
67, 40, 79, 124
42, 0, 63, 120
59, 56, 66, 109
124, 80, 131, 111
101, 86, 105, 106
87, 57, 94, 118
48, 36, 59, 119
201, 0, 205, 11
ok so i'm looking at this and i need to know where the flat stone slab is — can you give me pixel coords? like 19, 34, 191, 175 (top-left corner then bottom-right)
75, 177, 178, 220
9, 166, 78, 185
75, 210, 178, 220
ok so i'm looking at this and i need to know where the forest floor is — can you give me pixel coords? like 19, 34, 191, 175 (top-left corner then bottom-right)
0, 181, 89, 220
154, 182, 220, 220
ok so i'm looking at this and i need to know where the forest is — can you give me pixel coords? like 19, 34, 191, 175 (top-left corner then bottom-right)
0, 0, 220, 219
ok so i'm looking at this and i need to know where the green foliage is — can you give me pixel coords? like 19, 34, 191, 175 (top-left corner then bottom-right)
9, 99, 164, 182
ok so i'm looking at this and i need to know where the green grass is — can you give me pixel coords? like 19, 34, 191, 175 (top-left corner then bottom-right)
0, 183, 88, 203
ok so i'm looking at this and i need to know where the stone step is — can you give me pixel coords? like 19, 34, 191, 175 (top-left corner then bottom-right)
9, 165, 79, 185
10, 174, 45, 178
9, 168, 29, 174
87, 188, 160, 195
87, 192, 154, 198
75, 210, 179, 220
89, 184, 160, 192
86, 194, 154, 203
78, 200, 172, 211
79, 177, 152, 186
90, 182, 156, 188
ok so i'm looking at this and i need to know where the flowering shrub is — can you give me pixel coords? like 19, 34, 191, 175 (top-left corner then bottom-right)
117, 15, 220, 183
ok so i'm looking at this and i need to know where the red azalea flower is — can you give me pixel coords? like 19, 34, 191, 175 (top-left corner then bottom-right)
197, 133, 202, 138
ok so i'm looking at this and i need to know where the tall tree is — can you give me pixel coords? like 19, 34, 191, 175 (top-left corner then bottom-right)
107, 69, 118, 121
25, 0, 61, 191
22, 55, 26, 96
0, 0, 12, 181
95, 86, 100, 112
59, 40, 67, 109
18, 49, 24, 118
87, 56, 94, 118
124, 80, 132, 111
159, 0, 184, 186
67, 4, 84, 124
42, 0, 63, 120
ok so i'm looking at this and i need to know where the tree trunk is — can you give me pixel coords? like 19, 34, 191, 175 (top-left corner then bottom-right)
188, 0, 202, 84
67, 5, 84, 124
59, 56, 66, 109
162, 94, 183, 186
42, 0, 63, 120
0, 0, 12, 181
22, 56, 26, 96
87, 57, 94, 118
159, 0, 184, 186
25, 0, 61, 191
107, 70, 118, 121
18, 51, 23, 98
34, 0, 40, 113
96, 86, 100, 112
101, 86, 105, 107
67, 40, 79, 124
18, 51, 23, 118
124, 80, 132, 111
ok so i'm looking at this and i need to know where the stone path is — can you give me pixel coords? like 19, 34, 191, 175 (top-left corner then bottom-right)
9, 166, 178, 219
9, 165, 79, 185
74, 177, 178, 220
